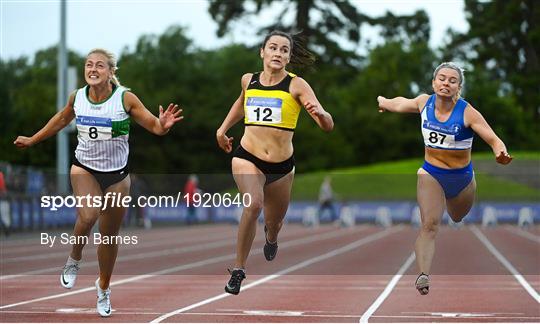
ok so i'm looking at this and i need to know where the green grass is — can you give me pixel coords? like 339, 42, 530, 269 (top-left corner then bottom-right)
291, 151, 540, 201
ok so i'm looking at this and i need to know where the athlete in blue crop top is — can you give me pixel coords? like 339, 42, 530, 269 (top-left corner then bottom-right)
377, 62, 512, 295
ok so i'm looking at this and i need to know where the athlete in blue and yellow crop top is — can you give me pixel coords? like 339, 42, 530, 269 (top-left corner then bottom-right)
376, 62, 512, 296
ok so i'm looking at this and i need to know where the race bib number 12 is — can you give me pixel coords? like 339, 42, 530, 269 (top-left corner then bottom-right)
246, 97, 282, 123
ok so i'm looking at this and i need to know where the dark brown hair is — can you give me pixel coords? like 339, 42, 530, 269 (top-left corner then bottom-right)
261, 30, 316, 68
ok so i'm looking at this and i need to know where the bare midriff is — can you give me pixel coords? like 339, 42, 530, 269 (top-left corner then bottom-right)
424, 146, 471, 169
240, 126, 294, 162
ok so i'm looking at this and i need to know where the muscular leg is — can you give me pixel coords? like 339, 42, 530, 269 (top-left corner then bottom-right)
69, 165, 102, 261
97, 175, 130, 289
232, 158, 266, 269
446, 177, 476, 223
415, 168, 446, 275
263, 170, 294, 243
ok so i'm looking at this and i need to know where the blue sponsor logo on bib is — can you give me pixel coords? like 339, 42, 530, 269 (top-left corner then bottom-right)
423, 120, 460, 135
246, 97, 282, 108
76, 116, 112, 127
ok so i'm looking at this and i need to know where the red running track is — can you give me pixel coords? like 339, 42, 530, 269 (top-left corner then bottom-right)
0, 223, 538, 322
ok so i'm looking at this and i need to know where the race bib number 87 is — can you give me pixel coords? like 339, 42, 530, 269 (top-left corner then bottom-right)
76, 116, 112, 140
246, 97, 282, 123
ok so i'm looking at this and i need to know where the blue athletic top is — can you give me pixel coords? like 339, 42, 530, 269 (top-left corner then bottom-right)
420, 94, 474, 150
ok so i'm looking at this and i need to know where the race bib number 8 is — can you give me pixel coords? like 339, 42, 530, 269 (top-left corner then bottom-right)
76, 116, 112, 140
246, 97, 282, 123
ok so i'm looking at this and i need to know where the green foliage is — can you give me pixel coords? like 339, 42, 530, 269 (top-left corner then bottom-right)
440, 0, 540, 151
209, 0, 367, 65
1, 47, 83, 166
446, 0, 540, 120
328, 41, 436, 164
366, 10, 431, 46
464, 69, 539, 152
2, 2, 538, 175
118, 26, 261, 173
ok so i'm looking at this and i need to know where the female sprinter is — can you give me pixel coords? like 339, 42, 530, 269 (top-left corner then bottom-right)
216, 31, 334, 295
377, 62, 512, 295
14, 48, 183, 316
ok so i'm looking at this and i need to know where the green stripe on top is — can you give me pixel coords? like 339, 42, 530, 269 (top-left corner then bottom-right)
112, 118, 130, 137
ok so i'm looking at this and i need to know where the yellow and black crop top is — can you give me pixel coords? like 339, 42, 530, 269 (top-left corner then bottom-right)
243, 72, 301, 131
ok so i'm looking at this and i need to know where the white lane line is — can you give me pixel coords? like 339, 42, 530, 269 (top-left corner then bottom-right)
0, 225, 362, 309
1, 224, 317, 259
1, 310, 539, 321
471, 225, 540, 303
1, 227, 228, 254
0, 225, 329, 279
1, 237, 233, 280
0, 234, 233, 264
359, 252, 415, 323
150, 227, 403, 323
0, 234, 242, 280
0, 308, 161, 321
0, 227, 196, 247
504, 226, 540, 244
371, 315, 540, 320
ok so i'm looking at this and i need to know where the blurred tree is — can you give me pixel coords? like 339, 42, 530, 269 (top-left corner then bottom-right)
119, 26, 260, 174
1, 47, 83, 167
463, 68, 537, 151
208, 0, 366, 65
206, 1, 437, 167
446, 0, 539, 120
367, 10, 431, 46
333, 40, 437, 164
0, 59, 24, 165
3, 6, 537, 176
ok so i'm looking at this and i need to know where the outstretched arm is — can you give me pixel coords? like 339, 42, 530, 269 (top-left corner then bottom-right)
125, 92, 183, 136
216, 74, 251, 153
465, 105, 512, 165
291, 77, 333, 132
377, 94, 429, 113
14, 92, 76, 148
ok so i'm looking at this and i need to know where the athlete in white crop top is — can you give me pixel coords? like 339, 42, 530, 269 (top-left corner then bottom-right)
376, 62, 512, 296
14, 48, 183, 317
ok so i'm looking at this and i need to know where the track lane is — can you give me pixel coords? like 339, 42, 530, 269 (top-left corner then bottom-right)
366, 226, 540, 323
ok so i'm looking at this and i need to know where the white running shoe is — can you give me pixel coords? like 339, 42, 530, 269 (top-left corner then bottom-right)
60, 260, 80, 289
95, 278, 112, 317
